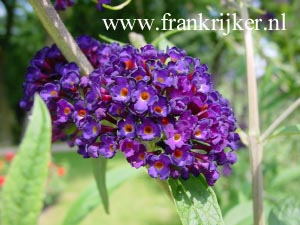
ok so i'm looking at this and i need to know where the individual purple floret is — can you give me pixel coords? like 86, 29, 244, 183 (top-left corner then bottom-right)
20, 35, 240, 186
170, 145, 194, 167
60, 63, 80, 92
117, 116, 136, 138
137, 118, 161, 141
110, 77, 135, 103
147, 154, 171, 180
56, 99, 74, 123
150, 97, 170, 117
54, 0, 74, 11
120, 138, 139, 158
132, 81, 158, 114
164, 124, 189, 150
126, 143, 147, 169
152, 68, 174, 88
53, 0, 111, 11
40, 83, 60, 102
81, 116, 100, 141
98, 135, 117, 158
97, 0, 111, 11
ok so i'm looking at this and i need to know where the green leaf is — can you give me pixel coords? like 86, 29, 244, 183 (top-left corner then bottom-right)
268, 198, 300, 225
271, 166, 300, 188
62, 166, 141, 225
158, 37, 175, 51
1, 95, 51, 225
268, 210, 285, 225
268, 124, 300, 140
224, 201, 253, 225
92, 157, 109, 214
168, 176, 224, 225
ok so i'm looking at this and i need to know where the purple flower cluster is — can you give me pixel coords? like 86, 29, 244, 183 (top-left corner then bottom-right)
53, 0, 111, 11
20, 35, 239, 186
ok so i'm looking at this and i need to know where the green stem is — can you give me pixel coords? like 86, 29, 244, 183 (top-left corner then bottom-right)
240, 1, 265, 225
28, 0, 94, 75
98, 34, 125, 45
151, 29, 183, 47
103, 0, 132, 10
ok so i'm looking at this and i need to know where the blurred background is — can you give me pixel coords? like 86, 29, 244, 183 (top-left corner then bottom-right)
0, 0, 300, 224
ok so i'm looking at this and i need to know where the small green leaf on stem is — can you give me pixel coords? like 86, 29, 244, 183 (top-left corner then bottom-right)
151, 30, 182, 48
168, 176, 224, 225
158, 37, 175, 51
265, 124, 300, 141
236, 128, 249, 146
128, 32, 147, 48
92, 157, 109, 214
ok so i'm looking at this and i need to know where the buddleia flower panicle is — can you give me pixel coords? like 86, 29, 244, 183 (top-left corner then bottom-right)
20, 35, 240, 186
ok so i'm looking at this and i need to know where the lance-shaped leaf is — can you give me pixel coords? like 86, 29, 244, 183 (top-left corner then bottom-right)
1, 95, 51, 225
63, 166, 141, 225
92, 157, 109, 213
271, 166, 300, 188
168, 176, 224, 225
268, 124, 300, 140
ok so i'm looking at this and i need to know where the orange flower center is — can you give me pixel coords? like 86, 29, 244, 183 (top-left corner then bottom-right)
135, 75, 143, 81
125, 124, 133, 133
139, 152, 145, 160
154, 106, 163, 114
126, 142, 133, 149
78, 109, 87, 118
50, 90, 57, 96
154, 161, 164, 170
125, 59, 135, 70
93, 125, 98, 134
157, 77, 164, 83
195, 130, 201, 137
141, 91, 150, 101
64, 107, 71, 115
120, 87, 129, 97
174, 149, 183, 158
174, 133, 181, 141
144, 126, 153, 134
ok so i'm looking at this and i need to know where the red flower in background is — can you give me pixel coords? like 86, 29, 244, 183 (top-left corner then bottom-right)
4, 152, 15, 162
0, 176, 6, 187
0, 159, 4, 171
56, 166, 66, 177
